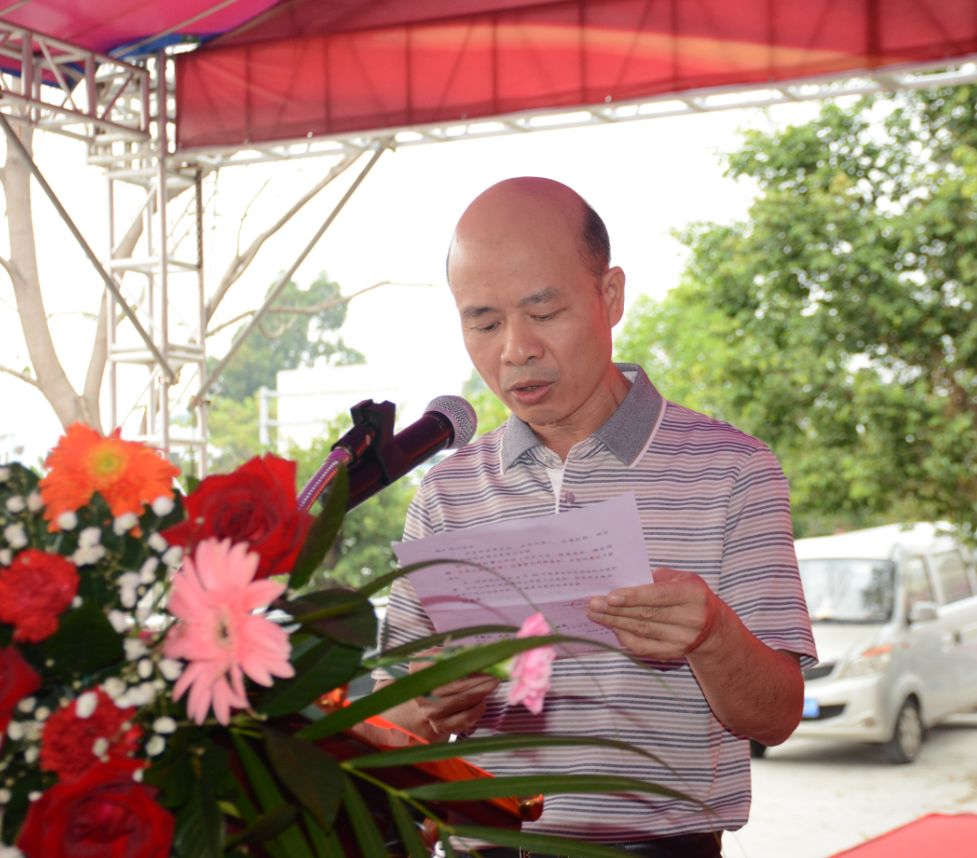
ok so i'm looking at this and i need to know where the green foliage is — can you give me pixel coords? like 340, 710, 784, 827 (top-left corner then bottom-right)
462, 370, 509, 436
210, 272, 364, 401
205, 393, 269, 473
616, 87, 977, 539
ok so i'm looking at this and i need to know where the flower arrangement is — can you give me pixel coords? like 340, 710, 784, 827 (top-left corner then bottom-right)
0, 424, 665, 858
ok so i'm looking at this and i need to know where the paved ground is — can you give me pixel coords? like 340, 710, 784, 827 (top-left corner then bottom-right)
723, 713, 977, 858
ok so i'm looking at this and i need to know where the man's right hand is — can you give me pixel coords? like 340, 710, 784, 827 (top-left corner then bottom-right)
377, 659, 500, 742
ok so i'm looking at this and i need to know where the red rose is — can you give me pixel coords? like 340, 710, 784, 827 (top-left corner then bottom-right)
41, 688, 143, 782
0, 549, 79, 642
17, 759, 173, 858
0, 646, 40, 734
164, 454, 312, 579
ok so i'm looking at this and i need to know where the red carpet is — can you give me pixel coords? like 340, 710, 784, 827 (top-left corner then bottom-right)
831, 813, 977, 856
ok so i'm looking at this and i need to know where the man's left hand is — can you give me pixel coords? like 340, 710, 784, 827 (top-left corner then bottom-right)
586, 566, 724, 660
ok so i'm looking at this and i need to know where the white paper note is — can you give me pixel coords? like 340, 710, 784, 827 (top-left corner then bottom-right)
392, 493, 650, 653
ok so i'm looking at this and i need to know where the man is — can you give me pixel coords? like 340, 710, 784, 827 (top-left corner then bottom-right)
377, 177, 817, 856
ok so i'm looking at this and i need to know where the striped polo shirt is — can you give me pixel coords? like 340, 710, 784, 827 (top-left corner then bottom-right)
379, 363, 817, 842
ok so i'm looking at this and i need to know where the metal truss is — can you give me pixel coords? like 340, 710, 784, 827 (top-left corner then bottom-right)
0, 24, 206, 472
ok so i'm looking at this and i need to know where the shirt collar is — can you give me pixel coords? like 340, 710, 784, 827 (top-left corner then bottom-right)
499, 363, 663, 471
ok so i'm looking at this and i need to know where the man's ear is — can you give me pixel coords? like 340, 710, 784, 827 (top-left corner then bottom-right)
601, 266, 626, 326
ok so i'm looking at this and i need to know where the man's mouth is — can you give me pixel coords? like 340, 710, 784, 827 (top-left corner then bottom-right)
508, 380, 554, 403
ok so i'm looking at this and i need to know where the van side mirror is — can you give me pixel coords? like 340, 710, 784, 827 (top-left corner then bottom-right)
908, 601, 939, 624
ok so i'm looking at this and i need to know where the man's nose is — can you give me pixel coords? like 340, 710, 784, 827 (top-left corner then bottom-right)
501, 318, 543, 365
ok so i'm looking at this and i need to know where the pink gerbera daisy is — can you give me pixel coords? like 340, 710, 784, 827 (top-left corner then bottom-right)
163, 538, 294, 725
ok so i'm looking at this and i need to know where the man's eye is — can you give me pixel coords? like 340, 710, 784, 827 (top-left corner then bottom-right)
474, 321, 500, 333
532, 311, 559, 322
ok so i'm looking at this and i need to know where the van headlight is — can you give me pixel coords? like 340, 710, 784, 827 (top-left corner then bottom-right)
837, 644, 893, 679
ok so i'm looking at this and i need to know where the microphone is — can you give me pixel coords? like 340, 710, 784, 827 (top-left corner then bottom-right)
297, 395, 477, 512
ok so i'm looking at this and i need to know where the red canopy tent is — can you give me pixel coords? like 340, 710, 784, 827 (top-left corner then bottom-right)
2, 1, 977, 151
173, 0, 977, 149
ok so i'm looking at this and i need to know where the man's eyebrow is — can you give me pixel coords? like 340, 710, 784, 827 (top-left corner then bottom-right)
461, 304, 495, 319
460, 288, 562, 319
518, 287, 561, 307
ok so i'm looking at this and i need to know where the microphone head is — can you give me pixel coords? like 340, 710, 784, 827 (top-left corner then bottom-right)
425, 395, 477, 449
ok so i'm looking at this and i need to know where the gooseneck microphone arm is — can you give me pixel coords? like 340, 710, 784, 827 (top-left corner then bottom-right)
297, 396, 477, 513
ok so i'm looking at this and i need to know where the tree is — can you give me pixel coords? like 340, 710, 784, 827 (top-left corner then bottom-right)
0, 125, 363, 430
616, 86, 977, 539
207, 272, 364, 401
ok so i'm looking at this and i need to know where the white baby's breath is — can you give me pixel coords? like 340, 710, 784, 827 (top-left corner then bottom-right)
151, 495, 174, 517
56, 510, 78, 530
4, 496, 25, 514
3, 524, 27, 550
75, 691, 98, 719
113, 512, 139, 535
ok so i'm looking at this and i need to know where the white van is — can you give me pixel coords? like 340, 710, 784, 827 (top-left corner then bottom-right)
774, 523, 977, 763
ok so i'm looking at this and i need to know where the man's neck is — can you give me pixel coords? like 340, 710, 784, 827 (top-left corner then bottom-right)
530, 366, 631, 460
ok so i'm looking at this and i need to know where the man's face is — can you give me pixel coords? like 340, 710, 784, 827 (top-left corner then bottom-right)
448, 207, 624, 438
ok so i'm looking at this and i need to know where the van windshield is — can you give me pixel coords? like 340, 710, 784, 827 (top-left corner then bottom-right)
798, 559, 895, 623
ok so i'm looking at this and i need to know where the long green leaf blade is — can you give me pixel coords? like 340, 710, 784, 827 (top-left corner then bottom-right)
451, 825, 635, 857
340, 773, 390, 857
290, 465, 348, 590
387, 794, 429, 858
404, 774, 692, 803
230, 732, 314, 858
344, 733, 667, 770
298, 635, 568, 741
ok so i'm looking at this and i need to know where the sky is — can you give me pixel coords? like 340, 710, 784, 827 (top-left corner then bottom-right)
0, 97, 823, 463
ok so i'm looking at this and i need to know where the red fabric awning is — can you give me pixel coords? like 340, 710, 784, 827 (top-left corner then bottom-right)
0, 0, 280, 56
174, 0, 977, 150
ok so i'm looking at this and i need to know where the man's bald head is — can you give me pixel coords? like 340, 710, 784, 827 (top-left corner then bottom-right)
447, 177, 610, 282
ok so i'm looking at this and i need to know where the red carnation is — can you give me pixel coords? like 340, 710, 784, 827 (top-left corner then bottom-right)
164, 454, 312, 579
41, 688, 142, 782
17, 759, 173, 858
0, 646, 41, 734
0, 549, 79, 642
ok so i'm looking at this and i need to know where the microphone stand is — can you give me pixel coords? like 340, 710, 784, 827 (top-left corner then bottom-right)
296, 399, 397, 513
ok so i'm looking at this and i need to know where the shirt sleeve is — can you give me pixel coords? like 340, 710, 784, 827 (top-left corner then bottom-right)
719, 446, 818, 668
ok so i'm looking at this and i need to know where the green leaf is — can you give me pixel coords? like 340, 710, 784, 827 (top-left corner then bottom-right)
345, 733, 667, 771
298, 635, 600, 742
388, 794, 429, 858
257, 638, 362, 717
290, 465, 348, 590
451, 825, 638, 857
369, 625, 518, 666
170, 765, 223, 858
300, 809, 346, 858
224, 804, 299, 849
264, 729, 343, 832
356, 558, 456, 600
39, 601, 123, 678
340, 773, 390, 857
405, 774, 691, 804
230, 732, 314, 858
285, 586, 377, 648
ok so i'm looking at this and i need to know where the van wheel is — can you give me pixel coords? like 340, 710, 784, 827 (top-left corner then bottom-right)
884, 699, 923, 764
749, 740, 767, 759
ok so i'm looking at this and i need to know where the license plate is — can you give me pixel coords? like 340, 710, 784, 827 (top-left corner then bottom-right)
802, 697, 820, 719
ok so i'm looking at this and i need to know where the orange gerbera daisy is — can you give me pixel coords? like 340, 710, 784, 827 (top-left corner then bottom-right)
40, 423, 180, 529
